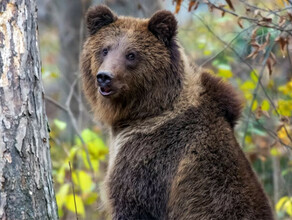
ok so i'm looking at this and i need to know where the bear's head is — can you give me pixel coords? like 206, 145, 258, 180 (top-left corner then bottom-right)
81, 5, 183, 126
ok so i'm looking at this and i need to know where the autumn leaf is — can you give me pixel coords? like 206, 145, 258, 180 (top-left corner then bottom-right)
276, 0, 287, 7
246, 43, 260, 59
279, 16, 286, 27
255, 106, 263, 119
254, 9, 262, 17
250, 27, 259, 43
188, 0, 199, 11
225, 0, 235, 11
275, 36, 288, 57
266, 56, 276, 76
288, 12, 292, 21
237, 17, 244, 28
207, 3, 214, 13
261, 16, 272, 23
174, 0, 183, 14
280, 116, 290, 125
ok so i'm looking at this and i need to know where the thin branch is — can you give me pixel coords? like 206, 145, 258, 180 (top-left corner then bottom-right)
65, 78, 95, 175
242, 44, 275, 147
69, 161, 78, 220
184, 5, 292, 145
45, 95, 67, 112
45, 80, 95, 175
205, 0, 292, 35
251, 114, 292, 149
200, 25, 255, 67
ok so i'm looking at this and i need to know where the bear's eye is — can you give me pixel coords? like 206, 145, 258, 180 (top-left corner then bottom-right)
126, 53, 135, 61
102, 48, 108, 56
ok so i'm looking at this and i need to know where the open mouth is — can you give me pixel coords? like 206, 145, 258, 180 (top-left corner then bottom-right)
99, 86, 114, 96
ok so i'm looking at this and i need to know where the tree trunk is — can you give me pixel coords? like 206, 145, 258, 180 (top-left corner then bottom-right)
0, 0, 58, 219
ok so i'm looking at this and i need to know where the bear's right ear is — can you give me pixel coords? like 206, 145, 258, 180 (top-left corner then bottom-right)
86, 5, 117, 35
148, 10, 177, 46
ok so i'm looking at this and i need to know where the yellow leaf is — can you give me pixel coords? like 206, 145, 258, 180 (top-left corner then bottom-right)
283, 199, 292, 216
278, 126, 287, 139
245, 135, 252, 144
262, 100, 270, 111
252, 100, 258, 111
276, 196, 289, 211
72, 170, 93, 193
217, 64, 233, 79
278, 80, 292, 96
54, 119, 67, 130
277, 126, 291, 145
65, 194, 85, 217
85, 192, 98, 205
270, 147, 280, 156
56, 184, 70, 208
203, 50, 212, 56
57, 167, 65, 184
240, 81, 256, 91
250, 71, 258, 82
88, 137, 108, 159
278, 100, 292, 116
68, 146, 81, 161
82, 150, 100, 172
276, 0, 286, 7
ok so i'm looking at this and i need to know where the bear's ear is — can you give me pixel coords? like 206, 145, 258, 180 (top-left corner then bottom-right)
86, 5, 117, 35
148, 10, 177, 46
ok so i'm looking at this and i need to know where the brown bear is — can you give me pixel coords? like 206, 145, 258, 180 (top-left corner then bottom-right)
81, 5, 274, 220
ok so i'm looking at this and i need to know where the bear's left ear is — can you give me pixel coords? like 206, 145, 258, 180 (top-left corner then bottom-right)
148, 10, 177, 46
86, 5, 117, 35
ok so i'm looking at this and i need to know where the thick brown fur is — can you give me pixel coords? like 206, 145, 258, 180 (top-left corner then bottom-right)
81, 5, 274, 220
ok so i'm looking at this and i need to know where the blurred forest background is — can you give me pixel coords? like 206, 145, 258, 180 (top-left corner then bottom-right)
36, 0, 292, 219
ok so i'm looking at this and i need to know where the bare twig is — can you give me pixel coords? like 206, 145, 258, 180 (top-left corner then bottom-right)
241, 44, 275, 147
45, 95, 68, 112
200, 25, 255, 67
205, 0, 292, 35
252, 114, 292, 149
65, 78, 95, 175
183, 4, 292, 146
45, 79, 95, 175
69, 161, 78, 220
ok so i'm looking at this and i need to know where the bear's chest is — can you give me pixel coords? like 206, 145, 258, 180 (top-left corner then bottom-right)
107, 130, 187, 219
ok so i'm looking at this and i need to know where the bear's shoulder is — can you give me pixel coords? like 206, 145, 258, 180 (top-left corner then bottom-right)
199, 71, 243, 128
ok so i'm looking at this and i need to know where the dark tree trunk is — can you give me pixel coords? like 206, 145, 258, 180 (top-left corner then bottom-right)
0, 0, 58, 219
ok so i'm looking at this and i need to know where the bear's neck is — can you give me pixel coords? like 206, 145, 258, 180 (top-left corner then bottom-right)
111, 84, 182, 133
110, 67, 203, 135
107, 46, 203, 133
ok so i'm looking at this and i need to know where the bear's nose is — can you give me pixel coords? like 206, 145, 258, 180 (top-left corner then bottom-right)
96, 72, 113, 86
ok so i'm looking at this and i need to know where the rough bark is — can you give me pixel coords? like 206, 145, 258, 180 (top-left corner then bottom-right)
0, 0, 58, 219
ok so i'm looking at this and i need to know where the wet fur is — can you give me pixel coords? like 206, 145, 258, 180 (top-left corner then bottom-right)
81, 5, 274, 220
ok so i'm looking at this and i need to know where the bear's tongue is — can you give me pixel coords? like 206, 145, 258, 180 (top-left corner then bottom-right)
102, 86, 111, 93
